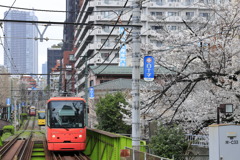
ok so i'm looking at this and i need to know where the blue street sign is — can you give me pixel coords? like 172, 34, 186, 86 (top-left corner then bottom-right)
6, 98, 11, 106
119, 27, 127, 67
119, 44, 126, 67
144, 56, 154, 81
89, 87, 94, 99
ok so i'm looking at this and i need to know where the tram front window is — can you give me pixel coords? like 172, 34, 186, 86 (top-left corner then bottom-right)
48, 101, 85, 128
38, 112, 45, 119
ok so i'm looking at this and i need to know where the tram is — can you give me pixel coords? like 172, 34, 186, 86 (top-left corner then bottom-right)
29, 106, 36, 116
37, 109, 46, 126
46, 97, 87, 151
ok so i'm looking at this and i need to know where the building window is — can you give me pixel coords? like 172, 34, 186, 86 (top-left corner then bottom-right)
104, 0, 110, 4
168, 0, 179, 2
169, 26, 177, 30
150, 40, 163, 47
103, 26, 110, 32
151, 0, 164, 5
199, 12, 210, 20
90, 80, 94, 87
151, 25, 164, 33
168, 12, 179, 16
151, 12, 164, 19
186, 12, 194, 20
69, 54, 75, 61
185, 0, 194, 5
101, 11, 111, 18
101, 53, 110, 61
101, 39, 110, 47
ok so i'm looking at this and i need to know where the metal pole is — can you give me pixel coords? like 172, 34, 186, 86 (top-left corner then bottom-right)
84, 56, 88, 127
14, 96, 17, 133
217, 107, 220, 124
131, 0, 141, 151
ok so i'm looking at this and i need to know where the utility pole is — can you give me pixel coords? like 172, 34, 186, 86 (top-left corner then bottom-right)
84, 55, 89, 127
131, 0, 142, 151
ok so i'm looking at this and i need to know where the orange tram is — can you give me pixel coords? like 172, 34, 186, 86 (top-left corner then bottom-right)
46, 97, 87, 151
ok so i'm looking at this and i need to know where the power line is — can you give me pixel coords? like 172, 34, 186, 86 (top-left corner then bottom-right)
0, 4, 132, 14
0, 19, 141, 27
3, 0, 17, 19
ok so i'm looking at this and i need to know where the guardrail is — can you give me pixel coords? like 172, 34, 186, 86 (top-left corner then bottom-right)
124, 147, 173, 160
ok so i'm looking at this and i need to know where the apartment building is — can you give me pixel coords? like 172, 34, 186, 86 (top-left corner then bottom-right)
73, 0, 228, 97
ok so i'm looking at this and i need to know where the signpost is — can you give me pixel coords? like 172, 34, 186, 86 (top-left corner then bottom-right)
89, 87, 94, 99
119, 27, 127, 67
144, 56, 154, 81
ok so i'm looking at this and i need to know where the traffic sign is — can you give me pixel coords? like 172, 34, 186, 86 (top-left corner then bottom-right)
144, 56, 154, 81
89, 87, 94, 99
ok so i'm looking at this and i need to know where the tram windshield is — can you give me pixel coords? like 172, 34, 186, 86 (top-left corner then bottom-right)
48, 100, 85, 128
38, 112, 45, 119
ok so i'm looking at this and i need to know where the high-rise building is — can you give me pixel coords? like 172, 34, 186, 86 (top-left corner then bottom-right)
62, 0, 81, 51
3, 10, 38, 74
47, 47, 63, 85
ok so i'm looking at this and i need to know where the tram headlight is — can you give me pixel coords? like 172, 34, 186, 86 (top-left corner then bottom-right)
79, 135, 82, 138
52, 135, 56, 138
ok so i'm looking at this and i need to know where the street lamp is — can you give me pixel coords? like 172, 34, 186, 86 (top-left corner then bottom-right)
217, 104, 233, 124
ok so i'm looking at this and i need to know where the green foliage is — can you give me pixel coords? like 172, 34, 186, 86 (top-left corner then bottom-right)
3, 125, 14, 135
95, 92, 131, 134
149, 123, 189, 159
20, 113, 28, 120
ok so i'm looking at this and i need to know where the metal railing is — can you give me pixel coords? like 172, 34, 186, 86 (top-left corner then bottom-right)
124, 147, 173, 160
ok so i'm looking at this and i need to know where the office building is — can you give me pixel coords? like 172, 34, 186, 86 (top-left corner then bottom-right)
3, 10, 38, 74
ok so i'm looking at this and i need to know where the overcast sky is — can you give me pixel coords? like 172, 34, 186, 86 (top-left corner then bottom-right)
0, 0, 66, 73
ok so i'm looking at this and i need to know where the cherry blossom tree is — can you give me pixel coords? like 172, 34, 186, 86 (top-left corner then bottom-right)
139, 1, 240, 134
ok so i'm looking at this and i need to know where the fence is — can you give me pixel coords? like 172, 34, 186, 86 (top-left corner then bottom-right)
185, 134, 209, 147
174, 155, 209, 160
121, 147, 173, 160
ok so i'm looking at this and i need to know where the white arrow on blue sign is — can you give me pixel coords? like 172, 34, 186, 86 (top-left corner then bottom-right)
144, 56, 154, 81
89, 87, 94, 99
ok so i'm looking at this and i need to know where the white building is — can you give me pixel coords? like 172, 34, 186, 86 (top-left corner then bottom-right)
74, 0, 229, 97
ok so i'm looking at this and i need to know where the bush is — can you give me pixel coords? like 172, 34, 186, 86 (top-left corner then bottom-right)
20, 113, 28, 121
149, 123, 189, 159
3, 125, 14, 135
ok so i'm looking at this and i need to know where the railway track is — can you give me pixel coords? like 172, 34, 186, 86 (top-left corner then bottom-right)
0, 117, 91, 160
51, 152, 91, 160
0, 118, 35, 160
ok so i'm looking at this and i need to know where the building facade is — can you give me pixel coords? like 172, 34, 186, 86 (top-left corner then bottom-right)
3, 10, 38, 74
63, 0, 82, 51
73, 0, 227, 97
